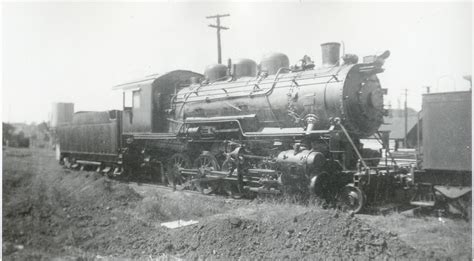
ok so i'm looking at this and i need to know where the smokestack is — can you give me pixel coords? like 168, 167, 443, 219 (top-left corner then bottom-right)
321, 42, 341, 67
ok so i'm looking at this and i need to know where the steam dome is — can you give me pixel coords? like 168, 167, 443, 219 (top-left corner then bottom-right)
232, 58, 257, 78
204, 64, 228, 82
260, 52, 290, 75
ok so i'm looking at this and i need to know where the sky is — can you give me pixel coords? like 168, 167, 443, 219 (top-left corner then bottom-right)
2, 1, 472, 124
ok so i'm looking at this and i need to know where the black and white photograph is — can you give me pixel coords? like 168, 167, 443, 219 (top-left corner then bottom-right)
2, 1, 472, 260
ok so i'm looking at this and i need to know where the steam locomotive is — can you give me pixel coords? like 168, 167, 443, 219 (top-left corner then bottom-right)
56, 42, 419, 213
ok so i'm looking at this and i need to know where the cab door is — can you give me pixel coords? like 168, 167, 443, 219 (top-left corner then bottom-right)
122, 84, 153, 133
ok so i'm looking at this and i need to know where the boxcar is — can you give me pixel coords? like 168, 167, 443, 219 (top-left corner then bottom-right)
411, 90, 471, 216
417, 91, 471, 185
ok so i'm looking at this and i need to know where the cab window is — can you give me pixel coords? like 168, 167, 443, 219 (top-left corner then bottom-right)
124, 91, 133, 108
133, 90, 141, 108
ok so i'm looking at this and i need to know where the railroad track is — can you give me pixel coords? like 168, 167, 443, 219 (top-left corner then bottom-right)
115, 177, 247, 200
64, 164, 247, 200
70, 168, 418, 216
120, 180, 207, 196
114, 178, 437, 217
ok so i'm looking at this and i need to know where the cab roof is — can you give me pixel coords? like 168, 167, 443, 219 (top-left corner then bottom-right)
112, 70, 202, 91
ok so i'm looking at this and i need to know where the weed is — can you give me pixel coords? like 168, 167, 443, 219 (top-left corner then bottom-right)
137, 192, 228, 222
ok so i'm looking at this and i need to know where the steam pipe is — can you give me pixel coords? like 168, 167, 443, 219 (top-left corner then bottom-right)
335, 118, 368, 169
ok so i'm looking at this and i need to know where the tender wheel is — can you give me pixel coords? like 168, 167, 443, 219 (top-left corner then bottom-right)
167, 153, 192, 190
63, 157, 71, 169
64, 157, 78, 170
339, 185, 366, 214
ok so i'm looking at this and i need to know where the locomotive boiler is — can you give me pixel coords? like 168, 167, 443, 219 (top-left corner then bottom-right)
175, 43, 387, 138
58, 42, 395, 212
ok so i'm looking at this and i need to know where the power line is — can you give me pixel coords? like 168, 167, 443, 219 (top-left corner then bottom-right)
206, 14, 230, 64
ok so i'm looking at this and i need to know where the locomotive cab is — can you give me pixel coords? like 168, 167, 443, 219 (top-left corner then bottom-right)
114, 70, 203, 134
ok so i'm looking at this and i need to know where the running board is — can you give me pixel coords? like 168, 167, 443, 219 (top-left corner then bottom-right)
410, 201, 435, 207
244, 186, 281, 195
76, 160, 102, 166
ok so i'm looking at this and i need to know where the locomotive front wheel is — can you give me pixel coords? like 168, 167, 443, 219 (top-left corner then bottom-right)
338, 185, 366, 214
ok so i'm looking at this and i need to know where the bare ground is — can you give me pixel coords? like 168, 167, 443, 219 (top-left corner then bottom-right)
2, 147, 472, 260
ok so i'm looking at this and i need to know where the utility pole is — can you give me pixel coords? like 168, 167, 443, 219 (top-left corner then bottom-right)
206, 14, 230, 64
404, 88, 408, 148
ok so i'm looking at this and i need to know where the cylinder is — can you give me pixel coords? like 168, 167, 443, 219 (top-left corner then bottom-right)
321, 42, 341, 67
276, 150, 326, 177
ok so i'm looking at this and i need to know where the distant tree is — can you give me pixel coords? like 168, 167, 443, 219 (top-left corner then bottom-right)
387, 108, 418, 118
17, 131, 25, 139
3, 122, 15, 143
37, 122, 49, 132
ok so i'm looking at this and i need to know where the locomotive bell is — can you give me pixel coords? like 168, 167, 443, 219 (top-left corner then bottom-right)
260, 52, 290, 75
321, 42, 341, 67
204, 64, 228, 82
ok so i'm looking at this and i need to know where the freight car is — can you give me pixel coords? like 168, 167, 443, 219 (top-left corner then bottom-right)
410, 91, 472, 218
57, 42, 412, 212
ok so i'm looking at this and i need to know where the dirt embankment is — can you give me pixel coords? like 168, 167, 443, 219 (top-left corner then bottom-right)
169, 210, 421, 260
3, 149, 144, 259
3, 148, 471, 260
